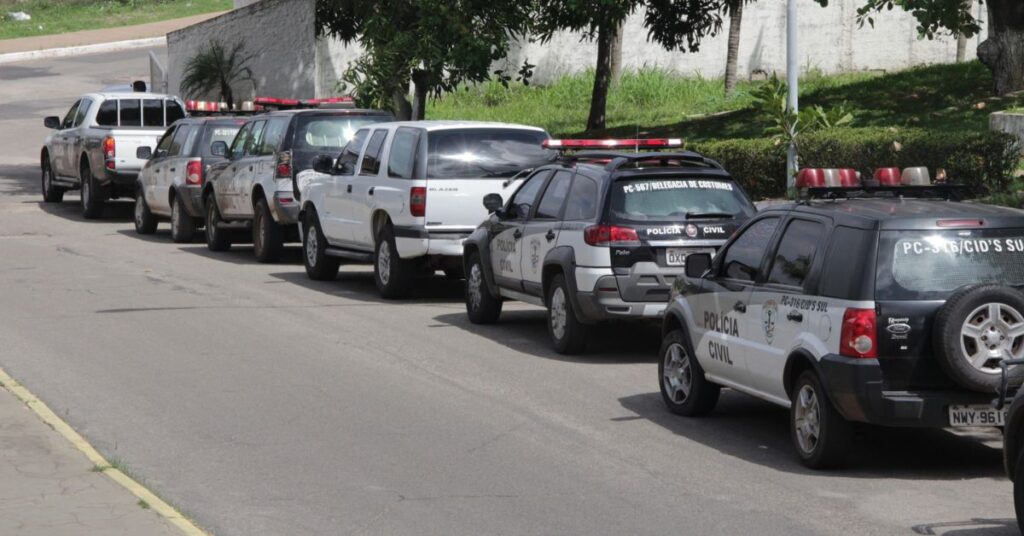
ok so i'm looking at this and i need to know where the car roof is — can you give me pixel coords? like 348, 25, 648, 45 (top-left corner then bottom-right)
83, 92, 181, 100
366, 120, 547, 133
761, 197, 1024, 230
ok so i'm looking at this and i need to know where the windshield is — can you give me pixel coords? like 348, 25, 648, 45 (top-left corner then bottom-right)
607, 177, 752, 222
877, 229, 1024, 300
426, 128, 552, 179
293, 115, 391, 151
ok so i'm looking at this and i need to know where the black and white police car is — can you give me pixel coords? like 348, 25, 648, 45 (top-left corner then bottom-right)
462, 139, 756, 353
660, 169, 1024, 469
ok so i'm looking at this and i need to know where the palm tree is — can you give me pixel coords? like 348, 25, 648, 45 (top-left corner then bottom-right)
180, 41, 255, 110
723, 0, 745, 97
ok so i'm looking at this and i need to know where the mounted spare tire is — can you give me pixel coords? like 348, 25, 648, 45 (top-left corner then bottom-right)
933, 284, 1024, 392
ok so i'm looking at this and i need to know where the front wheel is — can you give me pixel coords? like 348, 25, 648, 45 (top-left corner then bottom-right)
41, 159, 64, 203
303, 210, 340, 281
546, 274, 588, 354
465, 252, 502, 324
374, 226, 414, 299
134, 191, 157, 234
170, 195, 196, 243
659, 329, 720, 416
204, 194, 232, 252
253, 198, 284, 262
790, 370, 852, 469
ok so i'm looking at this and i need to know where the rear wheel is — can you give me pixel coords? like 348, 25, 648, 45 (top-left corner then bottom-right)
374, 225, 414, 299
659, 329, 720, 416
253, 198, 284, 263
41, 159, 64, 203
303, 209, 340, 281
1015, 448, 1024, 534
546, 274, 588, 354
170, 195, 196, 243
465, 252, 502, 324
80, 162, 104, 219
133, 190, 157, 234
790, 370, 852, 469
204, 194, 232, 252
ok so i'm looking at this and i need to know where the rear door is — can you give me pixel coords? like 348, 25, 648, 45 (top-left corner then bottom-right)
521, 170, 573, 297
236, 119, 267, 216
489, 169, 551, 291
154, 124, 193, 215
219, 122, 254, 216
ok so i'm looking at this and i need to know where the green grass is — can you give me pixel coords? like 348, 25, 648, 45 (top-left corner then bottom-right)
0, 0, 231, 40
427, 62, 1024, 141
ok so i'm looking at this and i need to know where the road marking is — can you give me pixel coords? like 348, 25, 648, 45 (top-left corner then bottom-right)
0, 366, 210, 536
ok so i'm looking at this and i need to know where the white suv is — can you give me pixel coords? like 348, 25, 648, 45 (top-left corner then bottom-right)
296, 121, 551, 298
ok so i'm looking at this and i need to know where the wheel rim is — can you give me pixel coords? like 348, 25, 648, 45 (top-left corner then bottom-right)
378, 240, 391, 285
550, 286, 567, 340
960, 302, 1024, 374
306, 225, 318, 267
468, 263, 483, 311
134, 196, 144, 227
793, 384, 821, 455
662, 342, 693, 404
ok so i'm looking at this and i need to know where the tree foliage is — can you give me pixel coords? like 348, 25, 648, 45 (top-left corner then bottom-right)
179, 41, 255, 110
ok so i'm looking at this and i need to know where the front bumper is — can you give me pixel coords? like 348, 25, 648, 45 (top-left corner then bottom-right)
819, 354, 996, 427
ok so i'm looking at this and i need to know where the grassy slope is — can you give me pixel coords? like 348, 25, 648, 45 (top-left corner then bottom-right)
0, 0, 231, 40
427, 61, 1024, 141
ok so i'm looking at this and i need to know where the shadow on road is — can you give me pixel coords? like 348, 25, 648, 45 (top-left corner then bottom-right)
0, 163, 40, 196
174, 241, 305, 266
35, 197, 133, 222
911, 518, 1018, 536
619, 390, 1007, 480
269, 269, 466, 305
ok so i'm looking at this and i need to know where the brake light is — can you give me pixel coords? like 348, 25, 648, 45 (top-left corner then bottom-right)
275, 151, 292, 179
584, 224, 641, 246
543, 138, 683, 150
186, 159, 203, 185
840, 308, 877, 359
103, 136, 115, 159
410, 187, 426, 217
936, 219, 983, 228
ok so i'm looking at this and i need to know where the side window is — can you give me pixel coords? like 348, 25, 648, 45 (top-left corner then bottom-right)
96, 100, 118, 126
62, 100, 81, 129
720, 217, 780, 282
156, 127, 176, 156
535, 171, 573, 219
168, 125, 191, 157
165, 101, 186, 125
120, 99, 141, 126
359, 130, 388, 176
73, 98, 92, 127
336, 128, 369, 174
230, 123, 253, 159
143, 99, 164, 127
820, 226, 875, 300
563, 176, 599, 221
510, 170, 551, 219
387, 127, 421, 179
766, 219, 824, 288
256, 118, 289, 156
245, 121, 266, 156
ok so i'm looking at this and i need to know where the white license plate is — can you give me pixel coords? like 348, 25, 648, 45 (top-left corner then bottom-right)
666, 248, 688, 266
948, 405, 1007, 427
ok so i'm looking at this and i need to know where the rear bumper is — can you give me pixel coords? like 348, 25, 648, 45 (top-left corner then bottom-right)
179, 185, 205, 218
98, 170, 139, 186
394, 227, 470, 258
819, 354, 995, 427
575, 290, 667, 322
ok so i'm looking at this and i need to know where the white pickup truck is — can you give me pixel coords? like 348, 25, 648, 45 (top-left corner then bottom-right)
41, 91, 187, 219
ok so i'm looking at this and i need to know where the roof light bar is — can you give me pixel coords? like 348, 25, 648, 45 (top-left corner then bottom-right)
543, 138, 683, 150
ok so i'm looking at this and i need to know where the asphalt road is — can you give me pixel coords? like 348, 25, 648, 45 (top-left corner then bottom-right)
0, 48, 1017, 536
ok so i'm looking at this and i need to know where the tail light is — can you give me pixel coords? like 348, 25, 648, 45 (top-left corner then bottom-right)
410, 187, 426, 217
840, 308, 878, 359
584, 224, 640, 247
275, 150, 292, 179
103, 136, 115, 169
185, 159, 203, 185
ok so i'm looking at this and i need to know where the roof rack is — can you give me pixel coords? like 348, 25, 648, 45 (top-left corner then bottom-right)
802, 183, 968, 202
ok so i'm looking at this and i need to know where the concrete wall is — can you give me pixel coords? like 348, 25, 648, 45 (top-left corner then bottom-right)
167, 0, 317, 102
991, 111, 1024, 153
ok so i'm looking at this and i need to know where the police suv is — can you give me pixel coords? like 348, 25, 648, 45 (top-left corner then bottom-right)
660, 171, 1024, 469
463, 139, 756, 353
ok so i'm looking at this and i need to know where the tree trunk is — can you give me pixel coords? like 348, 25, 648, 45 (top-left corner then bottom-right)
724, 0, 744, 97
411, 69, 429, 121
391, 90, 413, 121
610, 20, 624, 84
587, 23, 614, 131
977, 0, 1024, 95
221, 80, 234, 111
956, 0, 972, 62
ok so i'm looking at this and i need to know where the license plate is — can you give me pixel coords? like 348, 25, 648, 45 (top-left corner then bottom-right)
666, 248, 688, 266
948, 405, 1007, 427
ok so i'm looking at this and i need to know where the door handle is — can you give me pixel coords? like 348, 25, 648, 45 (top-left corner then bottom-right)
248, 166, 253, 172
513, 229, 523, 240
787, 310, 803, 322
169, 167, 176, 172
733, 301, 747, 313
545, 229, 556, 242
346, 184, 352, 193
368, 187, 375, 196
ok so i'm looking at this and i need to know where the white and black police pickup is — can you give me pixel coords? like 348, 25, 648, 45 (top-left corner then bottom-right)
462, 138, 756, 354
660, 170, 1024, 469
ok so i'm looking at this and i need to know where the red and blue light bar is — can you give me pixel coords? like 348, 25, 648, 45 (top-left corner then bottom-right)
543, 138, 684, 150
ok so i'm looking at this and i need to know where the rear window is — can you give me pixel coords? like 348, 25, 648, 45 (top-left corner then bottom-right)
607, 177, 752, 223
95, 99, 182, 127
293, 114, 390, 151
426, 128, 552, 179
877, 229, 1024, 300
199, 122, 244, 156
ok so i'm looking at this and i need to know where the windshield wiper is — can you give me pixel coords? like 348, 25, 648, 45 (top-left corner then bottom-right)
685, 211, 734, 219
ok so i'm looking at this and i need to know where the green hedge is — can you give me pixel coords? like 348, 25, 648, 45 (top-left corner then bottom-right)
690, 127, 1020, 200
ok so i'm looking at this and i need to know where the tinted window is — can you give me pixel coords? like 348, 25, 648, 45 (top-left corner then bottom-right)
608, 177, 751, 223
360, 130, 388, 176
201, 122, 243, 157
143, 99, 163, 127
767, 219, 824, 288
255, 117, 289, 156
426, 128, 552, 179
166, 101, 186, 125
721, 217, 780, 282
62, 100, 81, 129
535, 171, 572, 219
564, 176, 599, 221
246, 121, 267, 156
169, 125, 191, 157
510, 170, 551, 219
73, 98, 91, 127
387, 127, 420, 179
96, 100, 118, 126
120, 99, 141, 126
156, 128, 175, 155
230, 123, 253, 159
336, 128, 369, 174
293, 114, 391, 151
821, 227, 875, 300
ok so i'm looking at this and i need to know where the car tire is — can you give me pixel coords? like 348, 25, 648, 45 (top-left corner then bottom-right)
546, 274, 588, 354
790, 370, 852, 470
303, 209, 340, 281
374, 225, 413, 299
1015, 448, 1024, 535
80, 161, 104, 219
465, 252, 502, 324
170, 195, 196, 243
204, 194, 232, 252
133, 190, 158, 235
659, 329, 720, 416
41, 159, 64, 203
933, 284, 1024, 393
253, 198, 284, 263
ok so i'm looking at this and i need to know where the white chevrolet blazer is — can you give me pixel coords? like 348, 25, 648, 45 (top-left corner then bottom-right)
296, 120, 552, 298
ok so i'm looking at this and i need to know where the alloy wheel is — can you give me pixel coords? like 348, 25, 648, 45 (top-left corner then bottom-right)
662, 342, 693, 404
961, 302, 1024, 374
793, 385, 821, 455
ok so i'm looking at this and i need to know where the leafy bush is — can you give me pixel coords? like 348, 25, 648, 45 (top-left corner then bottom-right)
691, 127, 1020, 200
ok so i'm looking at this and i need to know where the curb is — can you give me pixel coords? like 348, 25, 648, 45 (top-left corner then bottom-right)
0, 366, 210, 536
0, 36, 166, 64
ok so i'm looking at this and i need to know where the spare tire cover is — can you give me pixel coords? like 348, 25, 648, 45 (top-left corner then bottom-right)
932, 284, 1024, 393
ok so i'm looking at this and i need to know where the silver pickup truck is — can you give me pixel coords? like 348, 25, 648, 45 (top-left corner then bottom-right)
41, 91, 186, 219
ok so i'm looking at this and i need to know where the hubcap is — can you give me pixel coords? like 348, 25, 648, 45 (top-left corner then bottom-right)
961, 302, 1024, 374
378, 240, 391, 285
662, 342, 693, 404
793, 385, 821, 455
550, 286, 567, 340
306, 226, 318, 267
468, 263, 483, 311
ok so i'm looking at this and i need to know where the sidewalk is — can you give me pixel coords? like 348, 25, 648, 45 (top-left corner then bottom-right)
0, 12, 225, 55
0, 384, 182, 535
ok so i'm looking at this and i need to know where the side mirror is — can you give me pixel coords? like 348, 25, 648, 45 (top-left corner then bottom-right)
44, 116, 60, 129
685, 253, 712, 278
136, 146, 152, 160
210, 141, 228, 157
339, 161, 355, 175
483, 193, 504, 213
312, 154, 334, 174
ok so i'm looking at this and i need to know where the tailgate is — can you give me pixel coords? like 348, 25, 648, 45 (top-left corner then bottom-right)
425, 178, 524, 232
110, 130, 163, 172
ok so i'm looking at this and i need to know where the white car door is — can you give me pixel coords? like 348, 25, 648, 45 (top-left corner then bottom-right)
144, 128, 175, 212
520, 169, 572, 298
219, 122, 255, 217
489, 169, 550, 291
321, 128, 369, 247
347, 128, 389, 248
53, 100, 81, 177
